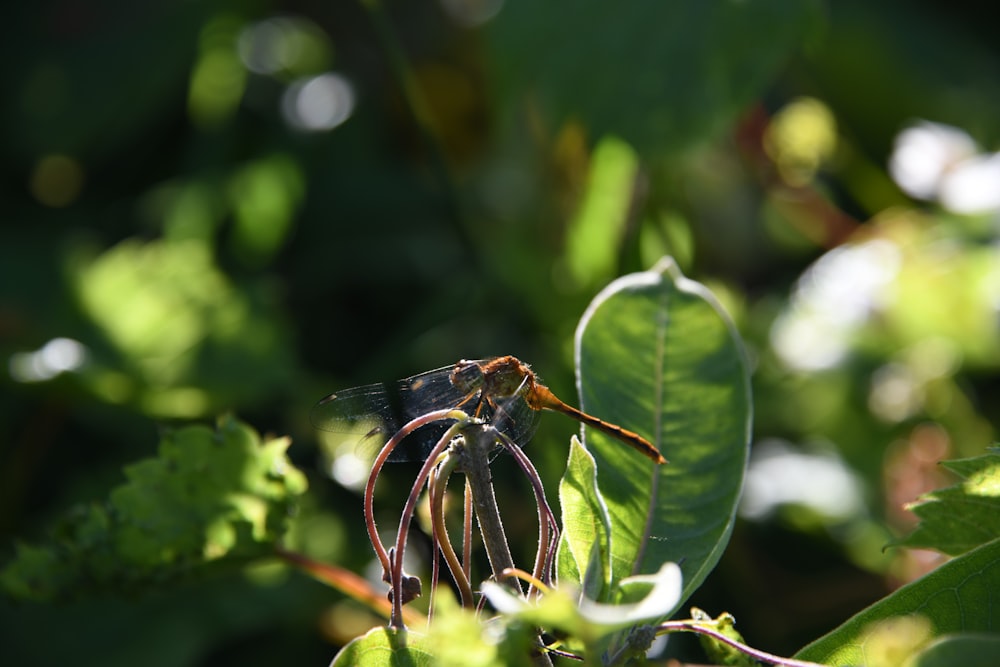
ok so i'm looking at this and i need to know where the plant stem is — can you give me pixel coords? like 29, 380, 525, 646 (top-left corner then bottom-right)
460, 424, 520, 593
429, 453, 475, 608
460, 424, 553, 667
497, 431, 559, 596
657, 620, 827, 667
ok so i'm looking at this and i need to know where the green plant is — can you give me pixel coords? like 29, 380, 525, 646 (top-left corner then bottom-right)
5, 259, 999, 665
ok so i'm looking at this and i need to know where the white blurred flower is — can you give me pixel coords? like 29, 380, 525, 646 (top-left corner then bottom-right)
889, 120, 1000, 214
771, 239, 901, 371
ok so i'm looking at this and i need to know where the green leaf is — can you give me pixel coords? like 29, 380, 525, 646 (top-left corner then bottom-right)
0, 416, 307, 601
795, 537, 1000, 665
557, 436, 613, 599
561, 137, 639, 291
487, 0, 822, 155
894, 447, 1000, 556
483, 562, 681, 642
908, 633, 1000, 667
330, 627, 438, 667
331, 594, 543, 667
574, 257, 751, 613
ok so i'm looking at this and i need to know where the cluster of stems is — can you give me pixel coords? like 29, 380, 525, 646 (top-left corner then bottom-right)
362, 408, 559, 630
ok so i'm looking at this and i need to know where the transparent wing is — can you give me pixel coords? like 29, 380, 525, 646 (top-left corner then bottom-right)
311, 364, 475, 462
311, 358, 542, 465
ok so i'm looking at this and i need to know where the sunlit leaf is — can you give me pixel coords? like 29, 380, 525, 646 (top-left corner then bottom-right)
556, 436, 612, 599
71, 238, 295, 417
795, 537, 1000, 664
330, 627, 438, 667
0, 417, 307, 601
575, 257, 751, 613
894, 447, 1000, 556
561, 136, 638, 290
482, 561, 681, 636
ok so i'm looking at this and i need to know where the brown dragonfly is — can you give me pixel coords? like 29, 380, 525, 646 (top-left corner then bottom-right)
311, 355, 666, 464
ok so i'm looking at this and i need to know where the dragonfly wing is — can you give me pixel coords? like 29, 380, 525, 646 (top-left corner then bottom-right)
311, 363, 480, 462
489, 388, 541, 451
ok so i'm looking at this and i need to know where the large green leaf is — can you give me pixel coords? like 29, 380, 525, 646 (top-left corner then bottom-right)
573, 257, 751, 610
795, 537, 1000, 665
894, 447, 1000, 556
487, 0, 822, 155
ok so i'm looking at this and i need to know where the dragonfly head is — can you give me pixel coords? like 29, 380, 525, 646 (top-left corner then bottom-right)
480, 356, 533, 400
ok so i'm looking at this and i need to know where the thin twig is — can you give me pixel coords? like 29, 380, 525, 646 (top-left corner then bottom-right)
657, 621, 827, 667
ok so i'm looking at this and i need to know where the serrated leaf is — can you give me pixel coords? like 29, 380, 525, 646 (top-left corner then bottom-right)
487, 0, 822, 156
895, 447, 1000, 556
556, 436, 613, 600
574, 257, 751, 614
0, 416, 307, 601
795, 537, 1000, 665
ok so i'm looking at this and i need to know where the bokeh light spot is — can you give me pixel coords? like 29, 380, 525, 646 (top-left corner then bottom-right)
889, 121, 977, 200
29, 154, 84, 207
238, 16, 332, 77
188, 15, 247, 128
9, 337, 87, 383
281, 73, 355, 131
771, 239, 901, 371
939, 151, 1000, 214
740, 439, 866, 522
439, 0, 505, 27
764, 97, 837, 187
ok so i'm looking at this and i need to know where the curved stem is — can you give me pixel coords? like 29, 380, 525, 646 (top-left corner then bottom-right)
429, 452, 475, 608
388, 415, 472, 628
656, 621, 827, 667
463, 479, 473, 581
497, 431, 559, 596
365, 409, 464, 576
459, 424, 553, 667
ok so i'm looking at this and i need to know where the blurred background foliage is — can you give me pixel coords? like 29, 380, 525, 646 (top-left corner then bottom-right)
1, 0, 999, 664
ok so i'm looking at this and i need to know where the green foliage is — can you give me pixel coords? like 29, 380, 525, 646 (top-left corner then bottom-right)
791, 449, 1000, 665
557, 436, 613, 602
331, 627, 439, 667
5, 0, 1000, 664
1, 417, 306, 601
690, 608, 762, 667
331, 596, 542, 667
69, 238, 296, 418
908, 634, 1000, 667
894, 447, 1000, 556
488, 0, 822, 155
574, 258, 751, 608
795, 536, 1000, 665
328, 261, 744, 665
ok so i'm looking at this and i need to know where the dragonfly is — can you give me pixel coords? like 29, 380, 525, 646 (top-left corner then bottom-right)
311, 355, 666, 464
